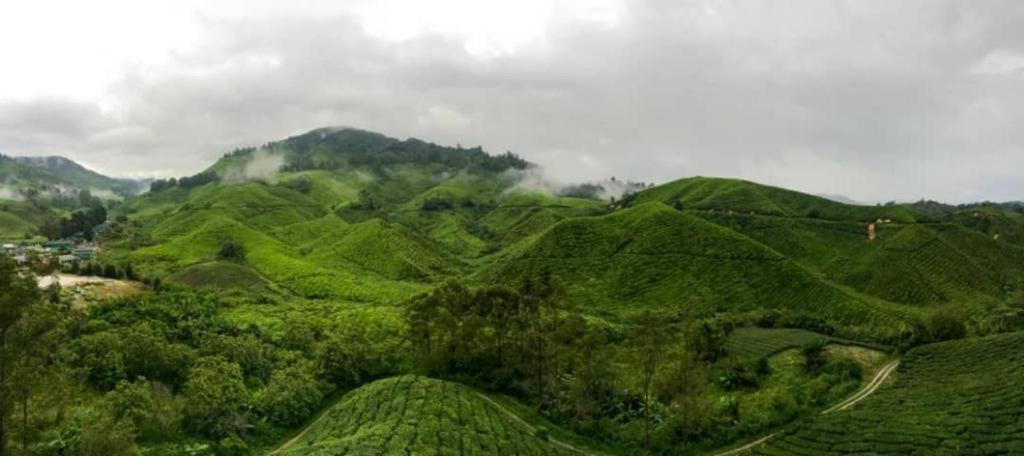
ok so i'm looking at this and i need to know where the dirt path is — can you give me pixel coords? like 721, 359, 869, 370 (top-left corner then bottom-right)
821, 359, 900, 415
268, 392, 593, 455
712, 359, 900, 455
715, 433, 777, 456
474, 393, 593, 455
269, 406, 334, 454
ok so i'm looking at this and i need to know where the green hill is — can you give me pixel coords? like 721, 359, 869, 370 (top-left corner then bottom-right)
108, 129, 1021, 335
755, 331, 1024, 455
702, 213, 1024, 308
277, 375, 586, 456
1, 154, 141, 197
629, 176, 920, 222
478, 202, 916, 334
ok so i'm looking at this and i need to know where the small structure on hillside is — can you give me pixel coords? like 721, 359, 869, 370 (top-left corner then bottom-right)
45, 240, 74, 252
58, 254, 79, 264
73, 245, 99, 261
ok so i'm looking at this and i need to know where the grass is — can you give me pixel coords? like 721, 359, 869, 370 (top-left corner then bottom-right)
277, 375, 587, 455
754, 331, 1024, 455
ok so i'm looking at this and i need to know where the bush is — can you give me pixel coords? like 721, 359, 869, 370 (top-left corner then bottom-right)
183, 357, 250, 438
802, 340, 828, 375
926, 308, 966, 342
218, 242, 246, 263
259, 363, 324, 427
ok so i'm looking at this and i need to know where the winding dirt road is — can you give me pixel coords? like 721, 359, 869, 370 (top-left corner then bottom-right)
712, 359, 901, 456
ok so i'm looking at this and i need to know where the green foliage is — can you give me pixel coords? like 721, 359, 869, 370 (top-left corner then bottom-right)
278, 375, 580, 455
259, 363, 324, 427
182, 357, 251, 439
218, 241, 246, 262
757, 332, 1024, 455
801, 340, 828, 375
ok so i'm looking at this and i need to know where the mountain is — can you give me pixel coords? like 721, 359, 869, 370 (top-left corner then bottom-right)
0, 154, 145, 199
106, 128, 1024, 342
11, 127, 1024, 456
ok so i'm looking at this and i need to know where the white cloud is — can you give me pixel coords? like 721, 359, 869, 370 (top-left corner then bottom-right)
0, 0, 1023, 203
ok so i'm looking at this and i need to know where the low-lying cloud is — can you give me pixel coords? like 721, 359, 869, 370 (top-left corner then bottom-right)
223, 149, 285, 183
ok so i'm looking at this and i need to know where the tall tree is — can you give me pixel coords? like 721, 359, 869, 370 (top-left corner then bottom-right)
631, 311, 669, 449
0, 255, 41, 455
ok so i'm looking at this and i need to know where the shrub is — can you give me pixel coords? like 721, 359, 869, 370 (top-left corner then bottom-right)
218, 241, 246, 263
801, 340, 827, 375
183, 357, 250, 438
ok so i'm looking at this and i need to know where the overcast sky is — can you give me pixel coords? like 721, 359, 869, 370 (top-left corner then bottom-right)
1, 0, 1022, 203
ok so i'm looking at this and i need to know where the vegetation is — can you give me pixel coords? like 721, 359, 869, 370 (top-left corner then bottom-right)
755, 332, 1024, 455
278, 375, 582, 455
2, 128, 1024, 454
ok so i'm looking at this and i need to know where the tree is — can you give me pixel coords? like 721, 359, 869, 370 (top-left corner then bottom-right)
631, 311, 669, 449
802, 340, 827, 375
182, 357, 250, 438
0, 255, 41, 454
259, 363, 323, 427
218, 242, 246, 263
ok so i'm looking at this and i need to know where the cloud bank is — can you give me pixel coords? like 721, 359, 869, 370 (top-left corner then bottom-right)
0, 1, 1023, 203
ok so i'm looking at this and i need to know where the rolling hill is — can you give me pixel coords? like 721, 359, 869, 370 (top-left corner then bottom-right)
104, 127, 1024, 343
276, 375, 590, 455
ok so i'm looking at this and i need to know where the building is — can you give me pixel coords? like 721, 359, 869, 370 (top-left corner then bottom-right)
73, 247, 98, 261
45, 240, 74, 252
58, 254, 79, 264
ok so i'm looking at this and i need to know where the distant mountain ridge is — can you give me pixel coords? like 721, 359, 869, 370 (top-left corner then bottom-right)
0, 154, 146, 198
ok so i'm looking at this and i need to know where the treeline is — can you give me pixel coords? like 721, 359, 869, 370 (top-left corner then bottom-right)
0, 255, 400, 455
148, 170, 218, 193
404, 278, 728, 451
403, 277, 892, 452
277, 129, 530, 173
37, 190, 107, 240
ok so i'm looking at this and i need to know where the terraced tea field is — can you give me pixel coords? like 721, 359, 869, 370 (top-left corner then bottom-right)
278, 375, 589, 455
752, 331, 1024, 455
726, 327, 892, 362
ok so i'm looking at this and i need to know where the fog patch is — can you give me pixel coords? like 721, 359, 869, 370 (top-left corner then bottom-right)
89, 188, 122, 200
0, 187, 24, 201
503, 166, 563, 195
503, 166, 650, 201
224, 149, 285, 183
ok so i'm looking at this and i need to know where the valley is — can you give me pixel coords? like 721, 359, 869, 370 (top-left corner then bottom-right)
1, 128, 1022, 455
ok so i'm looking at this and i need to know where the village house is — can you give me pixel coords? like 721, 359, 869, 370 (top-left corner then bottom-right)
73, 243, 100, 260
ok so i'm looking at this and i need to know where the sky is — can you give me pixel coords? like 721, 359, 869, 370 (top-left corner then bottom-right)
0, 0, 1022, 203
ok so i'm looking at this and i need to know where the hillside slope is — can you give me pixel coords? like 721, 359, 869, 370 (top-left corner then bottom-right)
477, 202, 915, 332
278, 375, 585, 455
755, 332, 1024, 455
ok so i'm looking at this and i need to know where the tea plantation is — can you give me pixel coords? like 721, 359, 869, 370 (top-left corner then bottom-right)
753, 331, 1024, 455
278, 375, 587, 456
